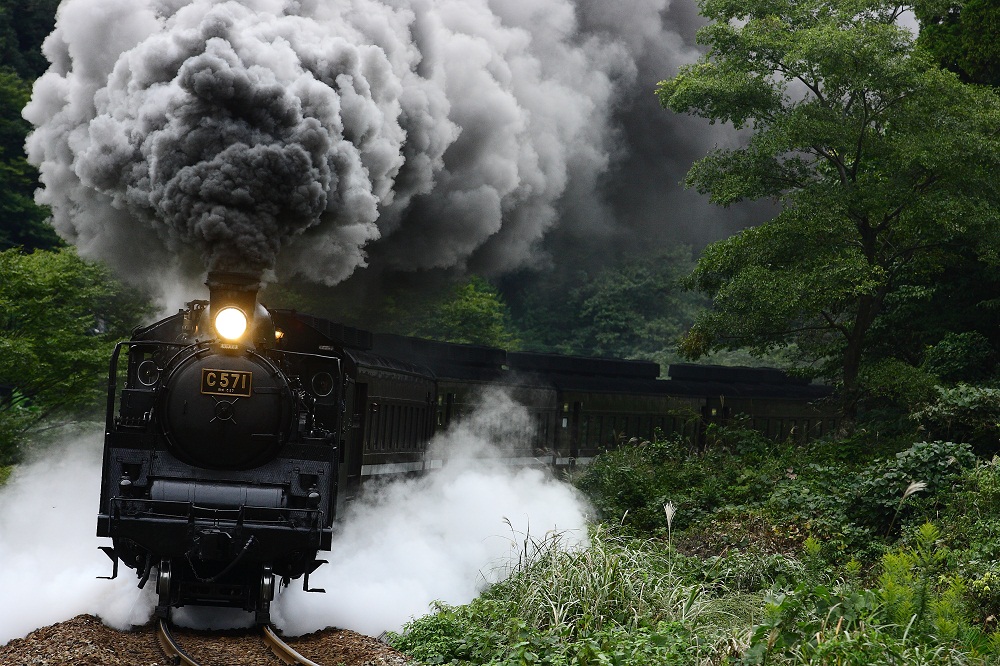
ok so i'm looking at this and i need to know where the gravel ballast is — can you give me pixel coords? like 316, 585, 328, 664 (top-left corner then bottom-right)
0, 615, 412, 665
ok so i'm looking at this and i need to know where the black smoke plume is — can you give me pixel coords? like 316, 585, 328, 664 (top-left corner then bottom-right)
26, 0, 756, 302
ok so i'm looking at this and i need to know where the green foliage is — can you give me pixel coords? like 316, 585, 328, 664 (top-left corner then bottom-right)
853, 441, 974, 536
406, 276, 520, 349
396, 433, 1000, 666
657, 0, 1000, 394
967, 570, 1000, 627
879, 523, 958, 635
574, 427, 789, 534
0, 1, 60, 80
912, 386, 1000, 453
922, 332, 994, 384
742, 584, 887, 665
0, 248, 150, 463
697, 549, 806, 594
933, 458, 1000, 586
507, 247, 704, 365
0, 1, 64, 251
390, 530, 724, 666
503, 621, 702, 666
858, 358, 939, 411
0, 67, 59, 252
388, 601, 508, 664
741, 525, 991, 664
495, 528, 707, 635
916, 0, 1000, 87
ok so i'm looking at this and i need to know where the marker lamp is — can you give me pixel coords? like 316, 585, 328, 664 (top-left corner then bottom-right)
215, 307, 248, 341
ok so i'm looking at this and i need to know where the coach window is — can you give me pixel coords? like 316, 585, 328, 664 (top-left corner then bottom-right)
403, 407, 411, 450
394, 405, 402, 449
380, 406, 389, 450
408, 407, 416, 449
400, 405, 407, 449
367, 403, 378, 448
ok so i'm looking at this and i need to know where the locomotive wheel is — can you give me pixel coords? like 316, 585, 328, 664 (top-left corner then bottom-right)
156, 559, 172, 598
255, 566, 275, 625
261, 566, 275, 602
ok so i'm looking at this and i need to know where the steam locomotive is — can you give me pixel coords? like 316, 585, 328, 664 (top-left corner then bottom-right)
97, 272, 838, 623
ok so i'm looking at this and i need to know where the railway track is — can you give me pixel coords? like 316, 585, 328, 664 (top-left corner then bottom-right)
157, 618, 323, 666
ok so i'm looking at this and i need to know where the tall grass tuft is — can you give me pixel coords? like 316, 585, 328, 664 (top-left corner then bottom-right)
491, 524, 706, 637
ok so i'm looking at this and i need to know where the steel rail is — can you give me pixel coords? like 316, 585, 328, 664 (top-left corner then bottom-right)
263, 624, 323, 666
156, 618, 201, 666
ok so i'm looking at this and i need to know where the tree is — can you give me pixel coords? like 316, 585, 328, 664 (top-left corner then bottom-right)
0, 248, 150, 464
407, 276, 520, 349
0, 0, 63, 251
0, 67, 58, 251
915, 0, 1000, 87
657, 0, 1000, 399
0, 0, 60, 80
507, 247, 705, 366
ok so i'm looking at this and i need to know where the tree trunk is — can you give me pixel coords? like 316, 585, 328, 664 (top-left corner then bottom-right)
841, 292, 882, 417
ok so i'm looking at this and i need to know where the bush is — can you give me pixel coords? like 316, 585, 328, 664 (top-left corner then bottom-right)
922, 332, 994, 384
575, 427, 789, 534
912, 385, 1000, 454
860, 357, 939, 410
388, 601, 508, 664
741, 524, 994, 665
854, 441, 975, 536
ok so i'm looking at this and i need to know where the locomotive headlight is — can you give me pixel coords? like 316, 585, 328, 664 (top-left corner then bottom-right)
215, 307, 248, 341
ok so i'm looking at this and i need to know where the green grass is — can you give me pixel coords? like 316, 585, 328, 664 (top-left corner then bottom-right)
391, 426, 1000, 665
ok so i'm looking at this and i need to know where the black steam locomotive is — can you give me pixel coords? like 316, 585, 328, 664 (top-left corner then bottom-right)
97, 273, 838, 623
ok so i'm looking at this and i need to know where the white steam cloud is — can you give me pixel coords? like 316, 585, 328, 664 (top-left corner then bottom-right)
0, 394, 588, 642
24, 0, 642, 293
0, 433, 155, 646
273, 389, 590, 637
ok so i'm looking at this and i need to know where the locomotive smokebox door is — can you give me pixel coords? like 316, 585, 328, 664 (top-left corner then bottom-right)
162, 351, 293, 469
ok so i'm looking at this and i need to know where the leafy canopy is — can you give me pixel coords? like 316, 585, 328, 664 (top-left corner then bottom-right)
0, 67, 58, 251
508, 247, 704, 365
915, 0, 1000, 87
0, 1, 63, 251
407, 276, 520, 349
0, 248, 150, 463
657, 0, 1000, 393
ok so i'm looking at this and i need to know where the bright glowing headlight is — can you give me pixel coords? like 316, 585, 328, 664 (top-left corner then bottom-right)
215, 307, 248, 341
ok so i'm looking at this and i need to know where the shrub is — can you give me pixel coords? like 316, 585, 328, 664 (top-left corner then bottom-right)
854, 441, 975, 536
390, 529, 721, 665
912, 385, 1000, 454
388, 601, 507, 664
741, 583, 886, 665
860, 357, 939, 410
922, 332, 993, 384
575, 427, 789, 534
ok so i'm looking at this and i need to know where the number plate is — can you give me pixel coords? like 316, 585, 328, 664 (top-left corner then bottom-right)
200, 369, 253, 397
